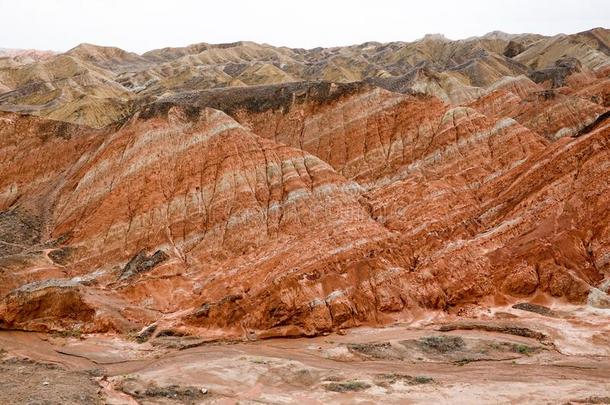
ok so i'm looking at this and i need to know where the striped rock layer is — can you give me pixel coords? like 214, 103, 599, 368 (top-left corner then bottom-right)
0, 36, 609, 338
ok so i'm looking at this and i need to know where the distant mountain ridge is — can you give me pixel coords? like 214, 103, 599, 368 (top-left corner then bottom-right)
0, 27, 608, 127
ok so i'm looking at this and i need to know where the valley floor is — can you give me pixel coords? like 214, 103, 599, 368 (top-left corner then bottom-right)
0, 304, 609, 404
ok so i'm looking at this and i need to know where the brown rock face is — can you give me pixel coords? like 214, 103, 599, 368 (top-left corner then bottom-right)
0, 28, 609, 338
0, 282, 95, 332
501, 263, 539, 296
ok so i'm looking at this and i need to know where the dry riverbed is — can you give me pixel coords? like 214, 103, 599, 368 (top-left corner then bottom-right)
0, 304, 609, 404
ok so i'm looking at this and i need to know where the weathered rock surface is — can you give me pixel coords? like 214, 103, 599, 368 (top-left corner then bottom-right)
0, 27, 609, 338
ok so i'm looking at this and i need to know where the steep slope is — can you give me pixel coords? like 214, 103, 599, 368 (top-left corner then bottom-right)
366, 116, 610, 307
0, 28, 609, 338
515, 28, 610, 72
0, 54, 133, 127
2, 81, 608, 337
0, 107, 398, 335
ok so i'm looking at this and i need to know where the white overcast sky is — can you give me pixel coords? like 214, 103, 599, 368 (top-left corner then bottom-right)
1, 0, 608, 53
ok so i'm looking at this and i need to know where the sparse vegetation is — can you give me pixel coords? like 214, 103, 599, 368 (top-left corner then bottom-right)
414, 376, 434, 384
324, 380, 371, 392
120, 379, 208, 401
375, 373, 435, 385
438, 323, 547, 341
346, 342, 401, 360
348, 342, 391, 353
143, 385, 202, 398
512, 344, 536, 355
418, 335, 465, 353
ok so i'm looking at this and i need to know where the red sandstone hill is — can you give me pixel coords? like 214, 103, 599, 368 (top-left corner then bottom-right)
0, 28, 608, 339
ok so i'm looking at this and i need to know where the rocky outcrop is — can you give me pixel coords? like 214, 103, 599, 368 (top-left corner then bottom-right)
119, 250, 169, 280
529, 57, 584, 88
0, 280, 95, 332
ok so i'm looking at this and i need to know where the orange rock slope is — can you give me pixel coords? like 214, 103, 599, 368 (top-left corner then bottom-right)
0, 30, 609, 339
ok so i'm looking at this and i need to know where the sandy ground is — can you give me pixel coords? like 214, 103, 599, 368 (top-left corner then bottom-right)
0, 304, 609, 404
